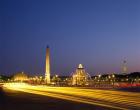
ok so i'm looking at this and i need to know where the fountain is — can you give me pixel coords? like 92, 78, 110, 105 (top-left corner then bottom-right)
71, 64, 91, 86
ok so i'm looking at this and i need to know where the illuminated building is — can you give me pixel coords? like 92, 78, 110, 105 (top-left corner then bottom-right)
45, 46, 51, 84
13, 72, 28, 82
71, 64, 91, 86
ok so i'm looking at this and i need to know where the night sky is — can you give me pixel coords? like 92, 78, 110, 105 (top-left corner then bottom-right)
1, 0, 140, 76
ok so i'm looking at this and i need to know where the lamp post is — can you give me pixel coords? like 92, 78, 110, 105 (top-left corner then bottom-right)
112, 74, 115, 88
98, 74, 101, 87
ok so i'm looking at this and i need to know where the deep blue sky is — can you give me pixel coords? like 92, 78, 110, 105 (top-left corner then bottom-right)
1, 0, 140, 76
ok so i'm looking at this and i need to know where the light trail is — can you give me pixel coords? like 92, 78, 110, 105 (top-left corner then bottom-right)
3, 83, 140, 110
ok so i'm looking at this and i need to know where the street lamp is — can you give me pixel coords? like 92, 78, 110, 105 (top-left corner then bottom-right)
98, 74, 101, 87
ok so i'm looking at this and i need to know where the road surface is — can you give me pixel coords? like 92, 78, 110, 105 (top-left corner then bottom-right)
1, 83, 140, 110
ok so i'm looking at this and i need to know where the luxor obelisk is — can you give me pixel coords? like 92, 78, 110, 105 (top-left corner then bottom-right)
45, 46, 50, 84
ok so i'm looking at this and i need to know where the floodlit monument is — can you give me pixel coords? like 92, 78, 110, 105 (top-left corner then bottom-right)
71, 64, 91, 86
122, 60, 128, 74
45, 46, 51, 84
13, 72, 28, 82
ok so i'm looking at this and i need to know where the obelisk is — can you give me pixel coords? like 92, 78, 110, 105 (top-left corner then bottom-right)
45, 46, 50, 84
